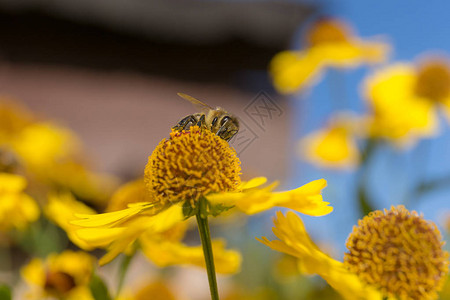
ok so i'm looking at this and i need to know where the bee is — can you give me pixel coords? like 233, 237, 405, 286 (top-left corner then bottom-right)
172, 93, 239, 141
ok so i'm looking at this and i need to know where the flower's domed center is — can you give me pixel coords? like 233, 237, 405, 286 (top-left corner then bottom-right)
415, 60, 450, 102
306, 19, 350, 47
144, 126, 241, 207
344, 205, 449, 300
44, 271, 76, 295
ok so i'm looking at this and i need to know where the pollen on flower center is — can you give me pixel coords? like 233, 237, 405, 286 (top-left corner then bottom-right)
144, 126, 241, 207
414, 60, 450, 102
344, 205, 449, 300
306, 19, 350, 47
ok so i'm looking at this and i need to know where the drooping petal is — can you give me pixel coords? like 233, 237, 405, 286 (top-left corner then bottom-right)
257, 212, 383, 300
72, 202, 155, 228
45, 193, 96, 250
237, 179, 331, 216
75, 205, 185, 265
238, 177, 267, 190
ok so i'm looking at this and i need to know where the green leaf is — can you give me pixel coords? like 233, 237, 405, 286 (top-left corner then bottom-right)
182, 201, 198, 219
0, 284, 11, 300
89, 275, 112, 300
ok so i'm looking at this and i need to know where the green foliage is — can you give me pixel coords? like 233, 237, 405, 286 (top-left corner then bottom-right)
89, 274, 112, 300
0, 285, 11, 300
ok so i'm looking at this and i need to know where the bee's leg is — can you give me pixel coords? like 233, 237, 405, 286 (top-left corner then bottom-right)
172, 115, 198, 131
225, 130, 238, 142
196, 114, 208, 130
216, 119, 238, 141
216, 119, 231, 140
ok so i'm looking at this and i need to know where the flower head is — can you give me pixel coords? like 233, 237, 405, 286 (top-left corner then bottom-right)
73, 126, 331, 266
144, 126, 241, 207
270, 18, 390, 94
0, 173, 39, 233
259, 206, 449, 300
344, 206, 449, 300
21, 250, 95, 300
415, 58, 450, 103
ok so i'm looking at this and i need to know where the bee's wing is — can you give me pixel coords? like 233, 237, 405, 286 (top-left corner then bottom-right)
177, 92, 213, 112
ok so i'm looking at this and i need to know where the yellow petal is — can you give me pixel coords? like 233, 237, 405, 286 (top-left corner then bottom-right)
140, 237, 241, 275
72, 203, 153, 227
76, 227, 127, 247
313, 40, 390, 68
21, 258, 46, 286
238, 177, 267, 190
270, 50, 324, 94
257, 211, 383, 300
11, 122, 79, 168
45, 193, 96, 250
0, 173, 26, 192
237, 179, 331, 216
106, 178, 148, 212
132, 280, 177, 300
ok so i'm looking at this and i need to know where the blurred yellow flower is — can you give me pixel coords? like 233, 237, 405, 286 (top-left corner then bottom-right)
45, 193, 96, 250
299, 112, 360, 169
73, 126, 331, 266
363, 56, 450, 147
271, 18, 389, 94
223, 287, 276, 300
0, 100, 34, 141
11, 122, 80, 169
118, 280, 178, 300
259, 206, 449, 300
0, 173, 39, 232
21, 250, 95, 300
0, 99, 117, 204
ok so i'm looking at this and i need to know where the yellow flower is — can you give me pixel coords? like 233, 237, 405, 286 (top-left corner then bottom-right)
11, 122, 80, 169
270, 18, 389, 94
46, 161, 118, 207
21, 250, 95, 300
73, 126, 331, 266
299, 112, 360, 169
363, 56, 450, 147
259, 206, 449, 300
0, 99, 117, 205
0, 173, 39, 232
118, 280, 178, 300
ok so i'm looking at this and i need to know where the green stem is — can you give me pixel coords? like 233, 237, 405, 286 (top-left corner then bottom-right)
356, 139, 378, 217
116, 253, 134, 297
196, 197, 219, 300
